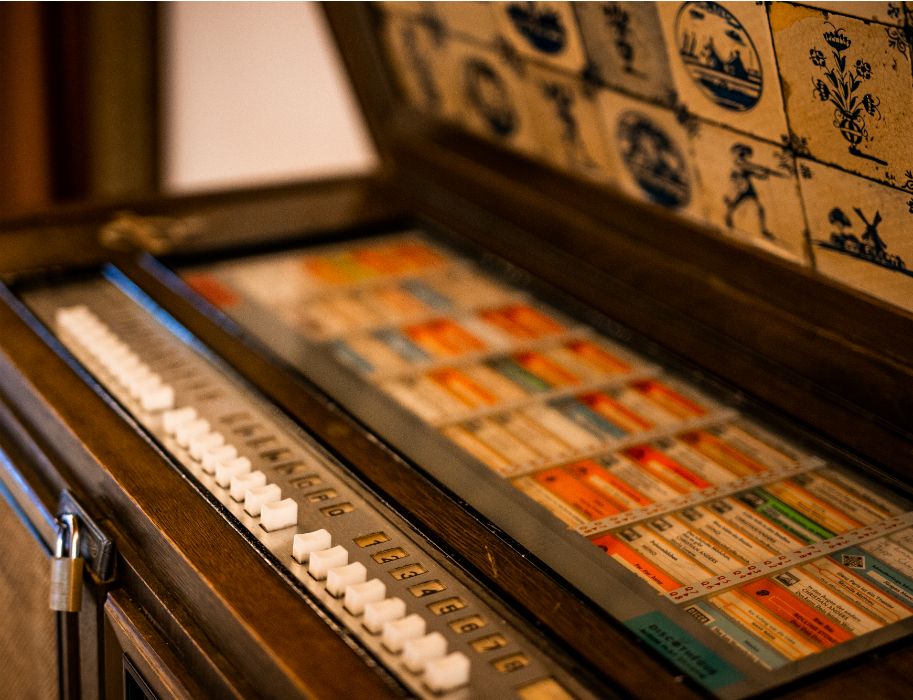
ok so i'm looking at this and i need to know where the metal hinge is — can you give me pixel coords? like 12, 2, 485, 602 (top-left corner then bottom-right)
99, 211, 206, 254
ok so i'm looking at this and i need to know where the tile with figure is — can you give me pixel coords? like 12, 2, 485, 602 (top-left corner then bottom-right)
448, 40, 541, 157
596, 89, 703, 220
524, 65, 617, 184
692, 123, 810, 264
381, 14, 463, 121
658, 1, 789, 142
771, 3, 913, 186
575, 2, 675, 105
495, 1, 589, 73
799, 159, 913, 312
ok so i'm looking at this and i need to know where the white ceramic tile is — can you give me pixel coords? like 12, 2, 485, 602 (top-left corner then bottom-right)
596, 89, 703, 218
523, 65, 616, 183
435, 2, 500, 47
692, 122, 810, 263
797, 2, 905, 25
658, 2, 789, 142
771, 3, 913, 185
575, 2, 675, 104
381, 15, 463, 121
799, 159, 913, 312
447, 40, 542, 157
495, 1, 589, 73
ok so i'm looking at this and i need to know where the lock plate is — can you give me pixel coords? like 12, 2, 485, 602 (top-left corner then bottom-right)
57, 490, 114, 582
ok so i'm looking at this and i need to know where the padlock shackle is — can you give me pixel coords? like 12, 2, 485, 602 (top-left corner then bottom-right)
55, 513, 81, 559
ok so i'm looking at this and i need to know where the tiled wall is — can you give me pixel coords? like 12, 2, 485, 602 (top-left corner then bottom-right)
378, 1, 913, 315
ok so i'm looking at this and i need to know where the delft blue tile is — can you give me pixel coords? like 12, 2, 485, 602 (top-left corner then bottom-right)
435, 2, 500, 48
596, 89, 704, 220
799, 159, 913, 311
447, 40, 542, 157
523, 65, 616, 184
658, 2, 789, 143
771, 3, 913, 185
381, 15, 464, 121
797, 2, 905, 25
691, 122, 810, 263
575, 2, 676, 104
495, 2, 589, 73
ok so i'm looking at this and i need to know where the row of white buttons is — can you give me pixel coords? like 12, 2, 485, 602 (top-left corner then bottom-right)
56, 306, 176, 412
57, 306, 469, 693
160, 405, 302, 532
56, 307, 295, 529
292, 529, 470, 692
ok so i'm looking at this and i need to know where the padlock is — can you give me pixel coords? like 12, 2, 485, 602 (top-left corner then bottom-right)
50, 513, 84, 613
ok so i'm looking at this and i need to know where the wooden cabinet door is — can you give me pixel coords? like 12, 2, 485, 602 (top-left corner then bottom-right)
0, 482, 57, 699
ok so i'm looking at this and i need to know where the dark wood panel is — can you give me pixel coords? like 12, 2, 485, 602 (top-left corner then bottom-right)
0, 176, 401, 278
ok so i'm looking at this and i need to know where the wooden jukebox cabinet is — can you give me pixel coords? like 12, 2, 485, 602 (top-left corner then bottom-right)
2, 2, 913, 698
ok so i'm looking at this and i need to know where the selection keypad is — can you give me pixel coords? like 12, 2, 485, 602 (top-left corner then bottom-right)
39, 289, 589, 699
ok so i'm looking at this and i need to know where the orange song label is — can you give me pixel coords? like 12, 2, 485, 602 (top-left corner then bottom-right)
404, 319, 486, 357
532, 466, 623, 521
566, 459, 653, 509
582, 392, 653, 433
185, 274, 239, 308
631, 380, 707, 418
564, 339, 630, 374
623, 445, 711, 492
591, 534, 683, 592
480, 304, 565, 339
741, 578, 855, 648
514, 351, 580, 387
679, 430, 767, 476
429, 369, 498, 408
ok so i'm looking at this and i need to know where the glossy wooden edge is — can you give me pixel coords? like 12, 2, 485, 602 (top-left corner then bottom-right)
0, 290, 398, 700
105, 590, 201, 699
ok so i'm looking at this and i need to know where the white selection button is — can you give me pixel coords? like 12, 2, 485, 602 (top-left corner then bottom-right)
176, 418, 210, 448
202, 444, 238, 474
292, 529, 332, 564
403, 632, 447, 673
230, 470, 266, 502
382, 613, 425, 653
260, 498, 298, 531
126, 368, 157, 399
162, 407, 197, 434
189, 432, 225, 462
244, 483, 281, 516
308, 545, 348, 580
344, 578, 386, 615
424, 652, 470, 693
215, 456, 251, 487
363, 597, 406, 634
326, 562, 366, 597
140, 383, 174, 412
